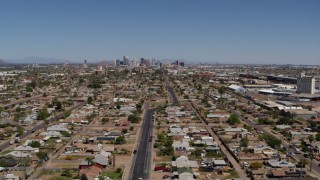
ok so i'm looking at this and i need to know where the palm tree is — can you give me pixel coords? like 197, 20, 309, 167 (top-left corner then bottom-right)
286, 132, 293, 155
309, 152, 314, 172
85, 157, 94, 167
308, 135, 315, 146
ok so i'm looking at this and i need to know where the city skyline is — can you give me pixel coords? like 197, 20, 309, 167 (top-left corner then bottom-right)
0, 0, 319, 65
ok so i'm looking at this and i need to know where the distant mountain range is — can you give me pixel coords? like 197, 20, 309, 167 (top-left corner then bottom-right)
4, 57, 71, 64
96, 60, 114, 65
0, 59, 7, 64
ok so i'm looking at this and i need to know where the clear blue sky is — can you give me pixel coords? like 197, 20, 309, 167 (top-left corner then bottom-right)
0, 0, 319, 64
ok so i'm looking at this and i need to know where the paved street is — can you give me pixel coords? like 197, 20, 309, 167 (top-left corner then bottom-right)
167, 84, 179, 105
129, 108, 155, 180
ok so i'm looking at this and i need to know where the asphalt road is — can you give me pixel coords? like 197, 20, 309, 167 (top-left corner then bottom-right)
167, 84, 179, 105
0, 102, 85, 151
129, 109, 155, 180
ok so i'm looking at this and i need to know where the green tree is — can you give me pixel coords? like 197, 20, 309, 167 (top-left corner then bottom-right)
85, 157, 94, 166
79, 78, 85, 85
218, 86, 226, 96
308, 135, 315, 145
115, 135, 126, 144
258, 118, 273, 125
61, 131, 71, 137
191, 148, 203, 157
26, 86, 33, 92
240, 138, 249, 148
259, 134, 281, 149
101, 117, 109, 124
80, 174, 88, 180
316, 133, 320, 141
276, 117, 294, 125
88, 78, 102, 89
55, 101, 62, 110
122, 129, 128, 134
128, 114, 140, 123
37, 106, 50, 120
30, 80, 37, 88
227, 114, 240, 125
243, 124, 253, 132
61, 169, 72, 177
87, 97, 93, 104
309, 121, 317, 128
116, 168, 122, 173
64, 111, 71, 118
136, 104, 142, 109
36, 151, 48, 161
28, 141, 41, 148
250, 162, 263, 169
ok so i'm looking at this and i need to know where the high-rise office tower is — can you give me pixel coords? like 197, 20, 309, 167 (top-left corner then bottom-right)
115, 59, 121, 67
131, 58, 136, 67
151, 59, 156, 66
83, 60, 88, 68
140, 58, 150, 67
123, 56, 130, 66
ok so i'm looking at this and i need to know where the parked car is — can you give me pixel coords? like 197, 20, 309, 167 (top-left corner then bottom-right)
163, 168, 172, 172
133, 150, 137, 154
296, 163, 305, 168
313, 156, 320, 161
163, 175, 170, 179
154, 166, 165, 171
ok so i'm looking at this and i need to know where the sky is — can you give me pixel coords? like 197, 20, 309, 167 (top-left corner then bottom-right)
0, 0, 319, 64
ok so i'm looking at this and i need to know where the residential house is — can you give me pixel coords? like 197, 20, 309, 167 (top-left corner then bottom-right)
276, 125, 292, 131
79, 165, 101, 180
47, 124, 69, 132
206, 113, 229, 123
172, 156, 199, 168
254, 145, 277, 155
4, 174, 19, 180
269, 169, 306, 178
39, 131, 62, 138
238, 153, 266, 164
14, 145, 39, 153
267, 160, 295, 168
20, 114, 37, 125
285, 109, 317, 120
288, 130, 316, 139
228, 85, 247, 94
172, 141, 191, 151
168, 125, 189, 137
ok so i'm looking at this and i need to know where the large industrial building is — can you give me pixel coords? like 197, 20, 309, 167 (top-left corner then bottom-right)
297, 73, 315, 94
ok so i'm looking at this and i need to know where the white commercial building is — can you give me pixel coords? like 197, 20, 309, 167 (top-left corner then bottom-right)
297, 73, 315, 94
